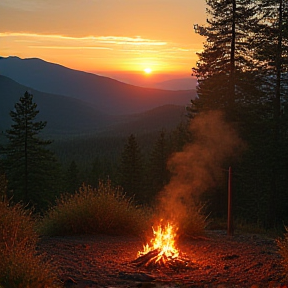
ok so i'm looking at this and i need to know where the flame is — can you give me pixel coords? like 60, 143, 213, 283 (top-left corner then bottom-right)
138, 221, 179, 263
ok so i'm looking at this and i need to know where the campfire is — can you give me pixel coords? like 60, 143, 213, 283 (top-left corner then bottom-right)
133, 221, 190, 269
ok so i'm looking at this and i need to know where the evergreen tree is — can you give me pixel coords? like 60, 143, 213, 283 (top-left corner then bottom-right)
88, 156, 113, 187
118, 134, 144, 202
256, 0, 288, 115
191, 0, 288, 227
253, 0, 288, 227
170, 121, 192, 152
146, 130, 171, 201
192, 0, 260, 117
65, 160, 81, 194
1, 91, 59, 210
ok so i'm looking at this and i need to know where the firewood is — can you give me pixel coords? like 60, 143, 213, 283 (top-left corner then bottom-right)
132, 249, 191, 270
132, 249, 160, 266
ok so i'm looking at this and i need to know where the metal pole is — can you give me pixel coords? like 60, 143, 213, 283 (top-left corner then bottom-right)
227, 166, 234, 236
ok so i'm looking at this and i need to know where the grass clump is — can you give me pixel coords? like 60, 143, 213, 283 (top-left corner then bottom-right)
150, 201, 207, 239
0, 201, 59, 288
177, 203, 207, 238
39, 180, 151, 237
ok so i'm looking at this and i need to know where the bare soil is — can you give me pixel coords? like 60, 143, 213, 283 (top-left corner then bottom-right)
38, 230, 287, 288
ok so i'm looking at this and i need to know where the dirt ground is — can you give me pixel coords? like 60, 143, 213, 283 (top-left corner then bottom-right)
38, 230, 287, 288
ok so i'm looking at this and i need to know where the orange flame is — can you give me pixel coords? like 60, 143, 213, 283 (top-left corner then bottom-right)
138, 222, 179, 263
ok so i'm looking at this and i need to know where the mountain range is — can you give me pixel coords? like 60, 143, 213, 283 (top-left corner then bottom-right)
0, 57, 196, 114
0, 56, 195, 136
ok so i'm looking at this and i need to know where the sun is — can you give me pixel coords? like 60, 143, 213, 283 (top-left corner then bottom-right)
144, 67, 152, 74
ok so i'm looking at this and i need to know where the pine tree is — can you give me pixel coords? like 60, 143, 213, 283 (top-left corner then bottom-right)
254, 0, 288, 227
146, 130, 171, 201
256, 0, 288, 116
118, 134, 144, 202
1, 91, 59, 210
65, 160, 81, 194
88, 156, 113, 187
193, 0, 260, 117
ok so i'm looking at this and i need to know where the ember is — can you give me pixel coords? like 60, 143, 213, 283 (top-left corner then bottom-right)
133, 221, 190, 269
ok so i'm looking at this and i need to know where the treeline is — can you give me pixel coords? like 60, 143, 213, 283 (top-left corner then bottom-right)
0, 91, 191, 212
191, 0, 288, 228
53, 121, 192, 206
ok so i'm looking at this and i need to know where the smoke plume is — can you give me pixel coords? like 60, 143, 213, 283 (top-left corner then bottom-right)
157, 110, 245, 223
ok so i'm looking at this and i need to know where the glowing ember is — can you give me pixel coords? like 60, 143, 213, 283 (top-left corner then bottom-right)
137, 222, 179, 265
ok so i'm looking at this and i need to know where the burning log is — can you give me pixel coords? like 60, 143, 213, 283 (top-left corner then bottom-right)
132, 249, 162, 268
133, 221, 192, 270
132, 248, 191, 270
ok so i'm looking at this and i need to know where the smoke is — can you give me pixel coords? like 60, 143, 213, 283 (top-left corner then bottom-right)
157, 110, 245, 223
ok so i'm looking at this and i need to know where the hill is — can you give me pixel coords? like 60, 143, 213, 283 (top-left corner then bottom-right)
0, 75, 116, 135
0, 56, 196, 115
99, 104, 187, 136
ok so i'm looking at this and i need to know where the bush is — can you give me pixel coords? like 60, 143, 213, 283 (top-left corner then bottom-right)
0, 201, 59, 288
149, 201, 207, 240
39, 180, 151, 237
178, 203, 207, 238
277, 226, 288, 276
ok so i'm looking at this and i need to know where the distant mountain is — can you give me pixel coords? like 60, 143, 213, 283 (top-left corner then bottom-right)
0, 56, 196, 115
150, 77, 197, 91
101, 104, 188, 136
0, 75, 116, 135
0, 75, 188, 137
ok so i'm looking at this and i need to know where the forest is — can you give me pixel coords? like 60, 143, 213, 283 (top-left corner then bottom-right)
0, 0, 288, 231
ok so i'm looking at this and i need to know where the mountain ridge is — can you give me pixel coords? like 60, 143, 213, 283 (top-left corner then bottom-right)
0, 75, 188, 137
0, 56, 196, 115
0, 75, 114, 135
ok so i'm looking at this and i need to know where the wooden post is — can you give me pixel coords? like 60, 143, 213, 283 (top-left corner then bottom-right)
227, 166, 234, 236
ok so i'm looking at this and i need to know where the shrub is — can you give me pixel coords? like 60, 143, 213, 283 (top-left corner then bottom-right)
39, 180, 151, 237
0, 201, 59, 288
178, 203, 207, 238
149, 201, 207, 240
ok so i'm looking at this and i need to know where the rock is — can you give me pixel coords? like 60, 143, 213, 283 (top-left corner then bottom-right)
222, 254, 239, 260
118, 272, 155, 282
63, 277, 77, 287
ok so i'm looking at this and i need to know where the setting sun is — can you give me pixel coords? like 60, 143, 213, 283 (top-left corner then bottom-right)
144, 68, 152, 74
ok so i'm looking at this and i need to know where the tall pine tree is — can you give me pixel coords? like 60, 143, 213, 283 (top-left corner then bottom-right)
193, 0, 260, 118
254, 0, 288, 227
256, 0, 288, 115
118, 134, 145, 203
1, 91, 59, 210
146, 130, 171, 201
64, 160, 81, 194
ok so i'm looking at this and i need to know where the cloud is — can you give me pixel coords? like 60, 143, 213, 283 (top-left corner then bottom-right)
0, 31, 198, 70
0, 32, 167, 46
0, 0, 51, 11
28, 46, 113, 50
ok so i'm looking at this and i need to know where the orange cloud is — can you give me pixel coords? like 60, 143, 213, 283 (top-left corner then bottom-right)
0, 32, 167, 46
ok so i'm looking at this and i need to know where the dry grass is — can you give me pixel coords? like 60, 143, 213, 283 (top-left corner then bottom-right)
38, 180, 151, 237
178, 203, 207, 238
0, 201, 59, 288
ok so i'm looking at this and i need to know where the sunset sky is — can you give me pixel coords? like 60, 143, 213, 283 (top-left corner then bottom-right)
0, 0, 206, 84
